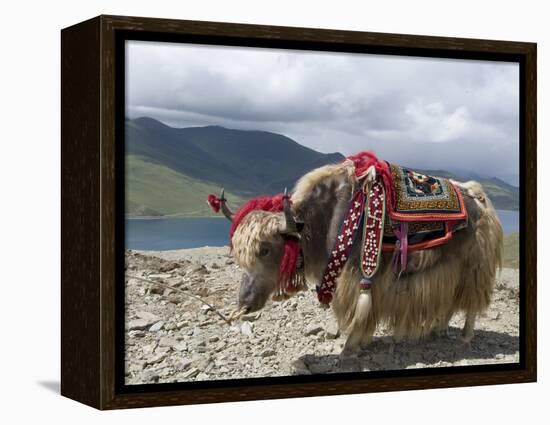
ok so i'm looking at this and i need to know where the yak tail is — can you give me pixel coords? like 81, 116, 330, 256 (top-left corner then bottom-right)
351, 289, 372, 330
342, 289, 373, 351
339, 290, 373, 353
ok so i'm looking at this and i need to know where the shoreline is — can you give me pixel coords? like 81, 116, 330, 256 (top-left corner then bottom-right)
129, 245, 520, 271
127, 208, 519, 220
128, 208, 519, 220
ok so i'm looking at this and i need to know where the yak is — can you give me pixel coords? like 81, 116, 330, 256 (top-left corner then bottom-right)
207, 152, 503, 355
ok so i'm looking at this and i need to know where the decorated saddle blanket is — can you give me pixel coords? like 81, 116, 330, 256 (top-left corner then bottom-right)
317, 155, 469, 304
387, 163, 467, 221
382, 163, 468, 251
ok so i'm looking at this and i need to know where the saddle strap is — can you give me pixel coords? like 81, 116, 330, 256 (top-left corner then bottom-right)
360, 179, 386, 278
317, 189, 366, 304
392, 221, 409, 275
317, 177, 387, 304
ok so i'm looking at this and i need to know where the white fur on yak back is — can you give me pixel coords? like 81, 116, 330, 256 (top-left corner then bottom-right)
290, 162, 503, 347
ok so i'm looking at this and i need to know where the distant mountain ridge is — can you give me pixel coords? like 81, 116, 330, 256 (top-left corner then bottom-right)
125, 117, 519, 216
411, 168, 520, 211
125, 117, 344, 216
127, 117, 344, 196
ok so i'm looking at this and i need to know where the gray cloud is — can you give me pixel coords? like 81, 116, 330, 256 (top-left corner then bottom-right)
126, 41, 520, 185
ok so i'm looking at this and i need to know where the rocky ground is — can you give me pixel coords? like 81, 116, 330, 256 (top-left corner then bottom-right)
124, 247, 520, 385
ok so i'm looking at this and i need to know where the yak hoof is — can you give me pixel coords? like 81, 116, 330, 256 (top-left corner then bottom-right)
360, 341, 371, 351
459, 334, 473, 351
340, 341, 360, 360
461, 340, 472, 352
339, 346, 359, 360
432, 327, 451, 339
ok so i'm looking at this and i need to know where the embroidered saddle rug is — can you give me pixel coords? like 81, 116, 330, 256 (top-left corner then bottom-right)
317, 156, 468, 304
382, 163, 468, 252
387, 164, 466, 221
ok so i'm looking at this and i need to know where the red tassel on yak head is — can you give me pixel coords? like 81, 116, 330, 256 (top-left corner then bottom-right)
206, 194, 221, 213
208, 191, 306, 297
279, 237, 300, 291
229, 193, 285, 241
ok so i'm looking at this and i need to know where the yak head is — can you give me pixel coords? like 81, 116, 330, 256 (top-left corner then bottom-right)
233, 211, 289, 312
208, 190, 304, 314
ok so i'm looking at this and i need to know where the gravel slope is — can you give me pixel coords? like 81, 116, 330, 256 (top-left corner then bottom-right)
124, 247, 519, 385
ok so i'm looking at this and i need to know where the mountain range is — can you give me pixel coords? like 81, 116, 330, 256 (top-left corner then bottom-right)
125, 117, 519, 217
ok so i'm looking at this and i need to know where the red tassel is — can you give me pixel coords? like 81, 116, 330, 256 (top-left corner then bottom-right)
345, 151, 395, 211
279, 238, 300, 287
230, 193, 286, 240
207, 194, 221, 213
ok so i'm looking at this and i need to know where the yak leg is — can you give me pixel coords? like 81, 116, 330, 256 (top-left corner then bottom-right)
432, 311, 453, 338
341, 325, 375, 359
340, 329, 363, 358
385, 336, 396, 354
341, 323, 374, 357
460, 312, 476, 349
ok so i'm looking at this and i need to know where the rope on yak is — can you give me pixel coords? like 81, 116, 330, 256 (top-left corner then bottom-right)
227, 306, 248, 322
127, 274, 233, 325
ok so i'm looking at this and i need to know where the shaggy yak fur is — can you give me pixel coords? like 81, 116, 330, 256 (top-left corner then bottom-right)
230, 160, 503, 352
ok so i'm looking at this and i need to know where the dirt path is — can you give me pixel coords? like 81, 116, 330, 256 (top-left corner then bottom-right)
124, 247, 519, 385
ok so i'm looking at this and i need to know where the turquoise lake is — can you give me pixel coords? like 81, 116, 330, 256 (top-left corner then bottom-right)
126, 210, 519, 251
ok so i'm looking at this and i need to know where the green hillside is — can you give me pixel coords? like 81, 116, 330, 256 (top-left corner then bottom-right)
125, 117, 519, 217
126, 117, 344, 198
502, 232, 519, 269
126, 155, 245, 217
476, 179, 519, 211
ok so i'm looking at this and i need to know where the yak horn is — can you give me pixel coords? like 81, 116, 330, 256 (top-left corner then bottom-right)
282, 188, 299, 236
220, 189, 234, 222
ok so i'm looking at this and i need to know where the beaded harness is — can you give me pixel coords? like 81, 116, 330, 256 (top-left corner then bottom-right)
316, 172, 386, 304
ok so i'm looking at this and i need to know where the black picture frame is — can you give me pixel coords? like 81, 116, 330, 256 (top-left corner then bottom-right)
61, 15, 537, 410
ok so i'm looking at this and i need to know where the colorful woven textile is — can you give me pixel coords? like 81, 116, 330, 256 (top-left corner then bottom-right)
388, 163, 467, 221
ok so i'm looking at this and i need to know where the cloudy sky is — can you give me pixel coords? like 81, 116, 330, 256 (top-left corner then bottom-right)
126, 40, 520, 185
